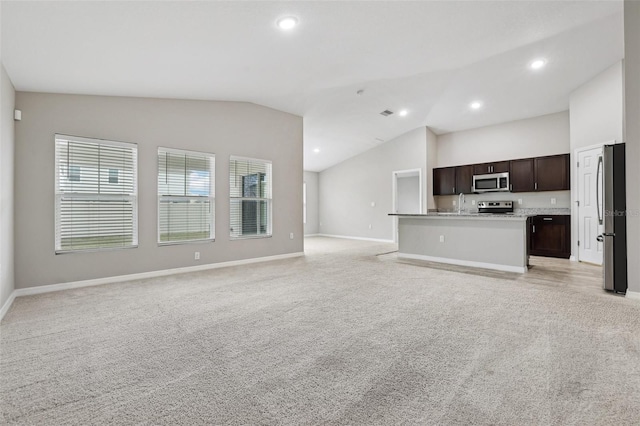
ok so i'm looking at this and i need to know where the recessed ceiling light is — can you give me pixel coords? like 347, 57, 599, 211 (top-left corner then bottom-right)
313, 148, 320, 154
470, 101, 483, 110
398, 110, 408, 117
530, 58, 547, 70
277, 16, 298, 30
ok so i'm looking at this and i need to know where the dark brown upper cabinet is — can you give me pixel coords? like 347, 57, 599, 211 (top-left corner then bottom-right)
473, 161, 509, 175
509, 158, 535, 192
433, 167, 456, 195
535, 154, 570, 191
455, 165, 474, 194
433, 153, 570, 196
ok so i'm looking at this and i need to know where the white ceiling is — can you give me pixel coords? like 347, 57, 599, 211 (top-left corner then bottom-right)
1, 1, 624, 171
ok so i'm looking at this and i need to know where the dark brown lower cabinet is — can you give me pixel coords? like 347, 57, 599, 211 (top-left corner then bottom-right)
529, 215, 571, 259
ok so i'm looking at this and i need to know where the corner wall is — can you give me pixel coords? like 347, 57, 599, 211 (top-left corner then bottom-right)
624, 1, 640, 296
569, 61, 624, 262
0, 65, 16, 310
319, 127, 428, 241
14, 92, 303, 289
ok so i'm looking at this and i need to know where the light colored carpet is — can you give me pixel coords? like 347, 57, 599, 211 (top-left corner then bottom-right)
1, 237, 640, 425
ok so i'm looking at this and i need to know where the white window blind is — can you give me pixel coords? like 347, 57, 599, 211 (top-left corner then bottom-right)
158, 148, 215, 244
55, 135, 138, 253
229, 156, 272, 239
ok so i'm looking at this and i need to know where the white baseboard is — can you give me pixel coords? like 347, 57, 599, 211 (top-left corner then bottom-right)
318, 234, 395, 244
304, 234, 320, 237
626, 291, 640, 301
10, 252, 305, 300
398, 252, 527, 274
0, 291, 16, 322
569, 255, 576, 262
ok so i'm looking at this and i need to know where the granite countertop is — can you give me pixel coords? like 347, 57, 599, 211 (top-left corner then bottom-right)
389, 212, 528, 220
389, 208, 570, 219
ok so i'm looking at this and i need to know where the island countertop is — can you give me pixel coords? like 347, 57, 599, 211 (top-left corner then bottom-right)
389, 212, 529, 220
393, 213, 530, 273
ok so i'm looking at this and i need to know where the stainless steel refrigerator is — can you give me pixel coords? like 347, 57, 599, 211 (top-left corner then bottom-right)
597, 143, 627, 293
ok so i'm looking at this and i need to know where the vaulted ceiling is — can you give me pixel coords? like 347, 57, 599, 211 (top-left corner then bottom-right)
1, 1, 624, 171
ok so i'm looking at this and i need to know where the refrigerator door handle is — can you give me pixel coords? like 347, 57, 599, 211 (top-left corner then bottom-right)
596, 155, 603, 225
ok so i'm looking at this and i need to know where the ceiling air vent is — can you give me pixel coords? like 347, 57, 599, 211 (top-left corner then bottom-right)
380, 110, 394, 117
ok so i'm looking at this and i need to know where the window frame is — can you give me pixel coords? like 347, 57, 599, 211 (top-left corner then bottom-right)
229, 155, 273, 240
54, 134, 138, 254
157, 147, 216, 246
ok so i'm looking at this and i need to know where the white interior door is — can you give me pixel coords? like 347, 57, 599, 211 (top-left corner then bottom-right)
577, 146, 603, 265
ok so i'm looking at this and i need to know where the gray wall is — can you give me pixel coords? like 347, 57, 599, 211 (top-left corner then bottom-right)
426, 127, 438, 210
319, 126, 427, 241
437, 111, 570, 167
568, 61, 624, 261
624, 1, 640, 295
569, 62, 624, 150
303, 171, 319, 235
0, 64, 15, 308
14, 92, 303, 289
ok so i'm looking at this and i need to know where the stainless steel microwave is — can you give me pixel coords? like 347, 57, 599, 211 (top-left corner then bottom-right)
472, 172, 510, 193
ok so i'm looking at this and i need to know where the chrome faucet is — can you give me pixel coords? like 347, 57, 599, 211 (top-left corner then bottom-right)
458, 193, 465, 214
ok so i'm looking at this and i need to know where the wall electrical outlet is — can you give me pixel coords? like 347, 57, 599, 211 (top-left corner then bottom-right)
368, 224, 372, 230
194, 252, 200, 260
518, 199, 523, 205
452, 200, 457, 206
551, 197, 556, 205
289, 232, 294, 239
471, 199, 476, 205
439, 235, 445, 243
371, 201, 376, 207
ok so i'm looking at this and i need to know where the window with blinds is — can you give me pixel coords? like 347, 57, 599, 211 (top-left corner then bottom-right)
55, 135, 138, 253
158, 148, 215, 244
229, 156, 272, 239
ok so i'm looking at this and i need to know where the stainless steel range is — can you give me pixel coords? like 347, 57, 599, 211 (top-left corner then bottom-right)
477, 200, 514, 214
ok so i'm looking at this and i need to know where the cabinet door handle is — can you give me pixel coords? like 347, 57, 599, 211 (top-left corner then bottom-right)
532, 225, 536, 233
543, 217, 553, 221
535, 182, 538, 190
510, 184, 512, 191
452, 187, 455, 193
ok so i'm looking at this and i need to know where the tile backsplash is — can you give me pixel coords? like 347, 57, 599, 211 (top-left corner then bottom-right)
435, 190, 571, 211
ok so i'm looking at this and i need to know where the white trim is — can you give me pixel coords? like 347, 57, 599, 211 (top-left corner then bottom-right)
318, 234, 395, 244
0, 291, 17, 322
304, 233, 320, 237
13, 252, 304, 298
569, 255, 577, 262
391, 168, 423, 243
398, 252, 527, 274
625, 291, 640, 301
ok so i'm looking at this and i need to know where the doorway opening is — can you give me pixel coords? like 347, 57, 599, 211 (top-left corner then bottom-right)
392, 169, 422, 243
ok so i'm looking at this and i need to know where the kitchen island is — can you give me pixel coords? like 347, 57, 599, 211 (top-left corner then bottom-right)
391, 213, 530, 273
